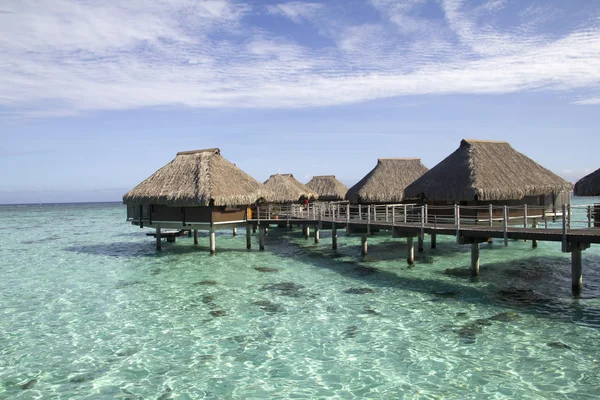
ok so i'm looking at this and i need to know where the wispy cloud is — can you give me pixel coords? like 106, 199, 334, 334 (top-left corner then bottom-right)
572, 98, 600, 105
267, 1, 324, 23
1, 0, 600, 116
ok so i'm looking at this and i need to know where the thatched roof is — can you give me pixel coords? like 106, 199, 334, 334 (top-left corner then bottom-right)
123, 148, 273, 206
263, 173, 318, 203
574, 168, 600, 196
346, 159, 429, 203
404, 139, 573, 202
306, 175, 348, 201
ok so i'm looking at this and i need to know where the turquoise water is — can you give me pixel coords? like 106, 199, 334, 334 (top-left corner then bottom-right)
1, 199, 600, 399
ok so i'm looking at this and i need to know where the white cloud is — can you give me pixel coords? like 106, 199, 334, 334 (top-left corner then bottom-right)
572, 98, 600, 105
267, 2, 324, 23
0, 0, 599, 116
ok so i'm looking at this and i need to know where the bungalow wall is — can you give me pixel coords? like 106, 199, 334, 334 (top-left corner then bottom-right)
126, 204, 248, 226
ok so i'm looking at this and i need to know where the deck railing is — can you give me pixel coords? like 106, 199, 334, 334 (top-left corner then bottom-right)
250, 202, 600, 247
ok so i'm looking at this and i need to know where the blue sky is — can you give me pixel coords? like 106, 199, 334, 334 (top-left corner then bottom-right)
1, 0, 599, 203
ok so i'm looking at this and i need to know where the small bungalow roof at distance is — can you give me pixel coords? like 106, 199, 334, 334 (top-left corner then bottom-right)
404, 139, 573, 202
305, 175, 348, 201
346, 158, 429, 204
574, 168, 600, 197
122, 148, 274, 206
263, 173, 318, 203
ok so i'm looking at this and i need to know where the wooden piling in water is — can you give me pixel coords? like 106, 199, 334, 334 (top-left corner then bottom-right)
156, 227, 161, 251
332, 223, 337, 250
233, 227, 237, 237
431, 233, 437, 249
304, 225, 310, 240
314, 224, 320, 244
361, 234, 368, 256
572, 242, 582, 296
193, 229, 198, 245
418, 234, 424, 252
209, 227, 216, 255
471, 242, 480, 277
407, 236, 414, 266
259, 226, 265, 251
246, 225, 252, 249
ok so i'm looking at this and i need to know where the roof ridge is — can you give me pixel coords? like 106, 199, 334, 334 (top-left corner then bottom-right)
177, 148, 220, 156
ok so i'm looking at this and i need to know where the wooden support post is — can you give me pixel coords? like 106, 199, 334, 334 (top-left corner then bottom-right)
346, 204, 350, 234
418, 234, 424, 252
489, 204, 493, 226
361, 234, 368, 256
314, 224, 320, 244
571, 242, 582, 296
523, 204, 528, 228
156, 226, 161, 251
332, 223, 338, 250
187, 230, 192, 237
455, 204, 460, 243
431, 233, 437, 249
532, 221, 538, 248
471, 242, 480, 277
193, 229, 198, 245
259, 226, 265, 251
305, 225, 310, 240
562, 204, 567, 253
233, 227, 237, 237
252, 225, 257, 234
407, 236, 414, 266
246, 225, 251, 250
503, 206, 508, 247
209, 227, 216, 255
420, 205, 425, 243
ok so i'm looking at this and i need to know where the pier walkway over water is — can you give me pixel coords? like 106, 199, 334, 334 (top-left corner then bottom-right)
248, 202, 600, 295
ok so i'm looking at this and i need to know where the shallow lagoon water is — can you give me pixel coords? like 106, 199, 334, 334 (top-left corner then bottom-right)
1, 200, 600, 399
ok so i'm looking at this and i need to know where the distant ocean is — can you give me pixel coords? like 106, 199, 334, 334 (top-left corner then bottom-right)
1, 199, 600, 398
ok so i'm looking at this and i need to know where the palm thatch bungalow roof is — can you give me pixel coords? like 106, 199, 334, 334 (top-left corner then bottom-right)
123, 148, 273, 206
263, 173, 318, 203
404, 139, 573, 202
346, 158, 429, 203
306, 175, 348, 201
574, 168, 600, 196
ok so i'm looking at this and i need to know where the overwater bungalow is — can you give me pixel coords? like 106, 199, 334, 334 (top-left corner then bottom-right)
574, 168, 600, 197
263, 174, 318, 204
123, 148, 273, 252
404, 139, 573, 222
574, 168, 600, 227
346, 158, 428, 204
305, 175, 348, 202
